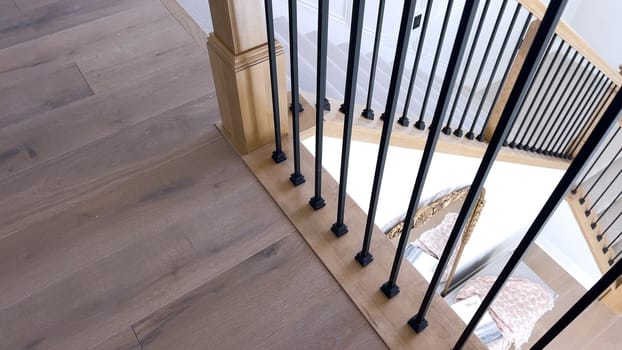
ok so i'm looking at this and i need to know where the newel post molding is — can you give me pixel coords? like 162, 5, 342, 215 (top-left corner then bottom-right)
207, 0, 288, 154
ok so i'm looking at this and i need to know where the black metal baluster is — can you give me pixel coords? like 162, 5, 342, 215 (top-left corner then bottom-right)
287, 0, 305, 186
565, 80, 614, 158
414, 0, 454, 130
523, 44, 573, 151
542, 59, 591, 157
471, 4, 523, 141
597, 211, 622, 242
410, 0, 564, 333
441, 0, 491, 136
456, 0, 509, 140
398, 0, 434, 127
531, 50, 580, 153
571, 127, 620, 194
532, 51, 581, 154
514, 39, 565, 149
507, 36, 557, 149
309, 0, 329, 210
552, 71, 604, 157
264, 0, 287, 163
579, 147, 622, 204
380, 0, 481, 300
476, 11, 532, 146
332, 0, 366, 237
591, 191, 622, 229
361, 0, 386, 120
610, 250, 622, 265
605, 227, 622, 252
531, 257, 622, 348
355, 0, 418, 267
455, 75, 622, 350
585, 168, 622, 217
555, 73, 607, 159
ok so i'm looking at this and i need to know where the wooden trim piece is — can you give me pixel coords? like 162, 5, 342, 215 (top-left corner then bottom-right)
565, 190, 615, 274
217, 96, 487, 350
207, 0, 269, 55
517, 0, 622, 86
207, 33, 285, 73
160, 0, 209, 51
482, 20, 540, 142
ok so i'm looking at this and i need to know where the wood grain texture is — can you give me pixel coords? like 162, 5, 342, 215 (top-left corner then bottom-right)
0, 0, 21, 22
0, 62, 93, 128
0, 130, 295, 349
0, 0, 146, 50
226, 96, 488, 350
89, 329, 142, 350
207, 0, 267, 54
133, 233, 387, 350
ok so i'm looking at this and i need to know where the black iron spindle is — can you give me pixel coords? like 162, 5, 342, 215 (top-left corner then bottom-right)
514, 38, 565, 149
571, 126, 620, 194
455, 70, 622, 350
469, 3, 526, 142
414, 0, 454, 130
597, 211, 622, 242
264, 0, 287, 163
309, 0, 329, 210
579, 147, 622, 204
456, 0, 509, 140
542, 59, 591, 156
555, 74, 609, 158
442, 0, 491, 136
332, 0, 366, 237
410, 0, 565, 333
380, 0, 482, 299
356, 0, 418, 267
610, 250, 622, 265
399, 0, 434, 127
523, 44, 573, 151
361, 0, 386, 120
287, 0, 305, 186
565, 80, 614, 158
532, 51, 581, 154
480, 10, 533, 143
471, 4, 523, 141
591, 191, 622, 229
507, 36, 558, 148
605, 229, 622, 252
585, 168, 622, 217
531, 257, 622, 348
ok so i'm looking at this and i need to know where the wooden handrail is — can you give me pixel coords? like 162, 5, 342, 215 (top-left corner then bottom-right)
518, 0, 622, 86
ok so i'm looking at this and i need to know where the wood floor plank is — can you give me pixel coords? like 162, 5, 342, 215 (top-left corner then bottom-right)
0, 0, 147, 50
133, 234, 386, 350
0, 90, 216, 241
0, 53, 212, 180
0, 130, 296, 350
584, 316, 622, 349
89, 329, 142, 350
79, 42, 205, 94
0, 62, 94, 128
0, 0, 21, 22
0, 0, 171, 74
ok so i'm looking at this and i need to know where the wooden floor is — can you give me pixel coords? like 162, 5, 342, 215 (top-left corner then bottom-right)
0, 1, 384, 349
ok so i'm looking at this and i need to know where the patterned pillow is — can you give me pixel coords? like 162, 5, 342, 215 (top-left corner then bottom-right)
455, 276, 555, 349
413, 212, 459, 281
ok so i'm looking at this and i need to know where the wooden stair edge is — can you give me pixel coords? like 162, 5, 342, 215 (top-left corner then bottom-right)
215, 97, 487, 350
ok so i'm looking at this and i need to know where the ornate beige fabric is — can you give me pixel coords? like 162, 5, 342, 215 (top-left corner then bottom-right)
413, 212, 459, 281
456, 276, 555, 349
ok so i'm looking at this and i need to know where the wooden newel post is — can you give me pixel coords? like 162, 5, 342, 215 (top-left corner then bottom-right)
207, 0, 288, 155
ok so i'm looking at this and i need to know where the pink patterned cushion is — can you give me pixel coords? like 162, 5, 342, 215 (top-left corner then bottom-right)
456, 276, 555, 349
